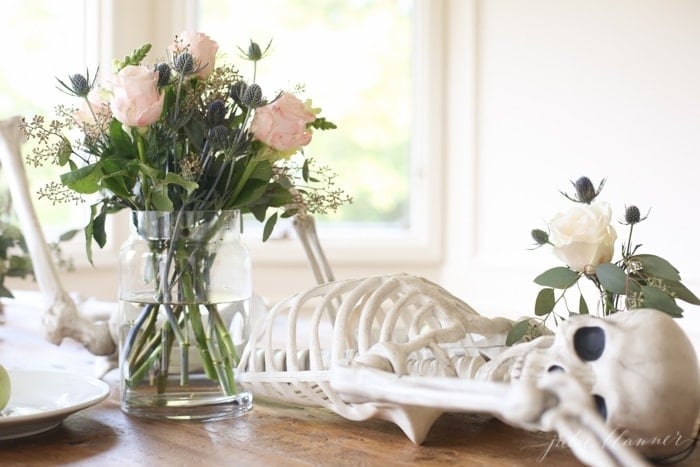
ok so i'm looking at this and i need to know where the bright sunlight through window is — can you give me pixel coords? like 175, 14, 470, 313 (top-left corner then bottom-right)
195, 0, 414, 231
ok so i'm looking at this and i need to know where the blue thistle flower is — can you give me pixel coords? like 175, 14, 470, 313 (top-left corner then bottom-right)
531, 229, 550, 246
69, 74, 91, 97
242, 84, 264, 108
238, 39, 272, 62
229, 81, 247, 105
174, 52, 194, 75
247, 42, 263, 61
206, 100, 227, 126
155, 63, 171, 87
56, 70, 97, 98
625, 205, 640, 224
561, 176, 606, 204
208, 125, 230, 150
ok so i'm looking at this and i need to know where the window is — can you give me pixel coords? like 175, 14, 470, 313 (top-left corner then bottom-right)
195, 0, 413, 229
3, 1, 446, 301
0, 0, 97, 241
188, 0, 443, 265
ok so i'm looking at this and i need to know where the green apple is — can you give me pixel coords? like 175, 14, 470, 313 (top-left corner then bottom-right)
0, 364, 10, 410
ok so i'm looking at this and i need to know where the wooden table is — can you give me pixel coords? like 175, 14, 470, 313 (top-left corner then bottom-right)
1, 301, 698, 466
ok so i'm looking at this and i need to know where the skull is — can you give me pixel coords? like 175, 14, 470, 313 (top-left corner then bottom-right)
518, 308, 700, 459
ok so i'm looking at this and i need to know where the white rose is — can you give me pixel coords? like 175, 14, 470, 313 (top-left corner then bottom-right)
548, 202, 617, 272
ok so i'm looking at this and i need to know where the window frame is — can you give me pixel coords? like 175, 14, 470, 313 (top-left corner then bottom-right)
54, 0, 448, 277
163, 0, 443, 267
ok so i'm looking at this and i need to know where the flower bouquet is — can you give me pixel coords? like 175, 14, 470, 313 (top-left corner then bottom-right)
22, 31, 349, 419
507, 176, 700, 345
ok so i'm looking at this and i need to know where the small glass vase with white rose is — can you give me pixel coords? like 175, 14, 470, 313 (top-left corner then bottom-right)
507, 176, 700, 345
22, 31, 350, 420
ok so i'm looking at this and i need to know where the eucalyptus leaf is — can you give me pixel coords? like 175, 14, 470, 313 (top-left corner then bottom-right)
665, 280, 700, 305
534, 267, 580, 289
534, 288, 555, 316
302, 159, 310, 182
506, 320, 531, 346
633, 254, 681, 282
262, 213, 278, 242
640, 285, 683, 317
59, 229, 80, 242
92, 208, 107, 248
579, 294, 589, 315
595, 262, 627, 295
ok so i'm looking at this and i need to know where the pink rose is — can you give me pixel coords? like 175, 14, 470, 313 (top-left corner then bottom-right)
75, 88, 111, 126
251, 93, 316, 153
171, 31, 219, 78
110, 65, 164, 128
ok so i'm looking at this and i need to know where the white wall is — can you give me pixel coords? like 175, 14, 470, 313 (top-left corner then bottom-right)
441, 0, 700, 340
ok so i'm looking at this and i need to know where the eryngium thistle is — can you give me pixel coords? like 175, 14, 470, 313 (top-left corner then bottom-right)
531, 229, 550, 246
624, 205, 641, 224
242, 84, 264, 108
69, 74, 91, 97
206, 100, 227, 126
574, 176, 596, 204
247, 41, 263, 61
174, 52, 194, 74
229, 81, 247, 104
208, 125, 230, 150
155, 63, 171, 87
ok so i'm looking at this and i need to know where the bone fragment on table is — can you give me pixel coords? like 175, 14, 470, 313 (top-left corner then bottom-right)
0, 116, 115, 356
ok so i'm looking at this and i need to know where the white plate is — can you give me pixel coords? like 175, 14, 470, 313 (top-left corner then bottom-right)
0, 370, 110, 440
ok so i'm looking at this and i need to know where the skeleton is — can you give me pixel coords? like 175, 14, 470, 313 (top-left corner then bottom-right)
2, 117, 699, 466
239, 273, 700, 466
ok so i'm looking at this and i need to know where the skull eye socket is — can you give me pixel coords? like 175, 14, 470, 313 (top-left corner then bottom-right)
573, 326, 605, 362
593, 394, 607, 420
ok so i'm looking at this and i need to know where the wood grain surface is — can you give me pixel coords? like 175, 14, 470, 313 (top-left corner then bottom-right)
0, 300, 698, 466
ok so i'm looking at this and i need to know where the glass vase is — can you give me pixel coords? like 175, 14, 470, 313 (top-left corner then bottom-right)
118, 210, 253, 420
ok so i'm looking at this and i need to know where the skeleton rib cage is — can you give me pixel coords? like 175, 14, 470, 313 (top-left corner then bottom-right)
238, 274, 518, 418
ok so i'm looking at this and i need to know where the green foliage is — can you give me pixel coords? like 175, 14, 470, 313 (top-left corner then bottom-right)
534, 267, 580, 289
506, 320, 531, 346
594, 263, 628, 295
22, 34, 351, 263
115, 44, 153, 71
534, 288, 555, 316
517, 176, 700, 344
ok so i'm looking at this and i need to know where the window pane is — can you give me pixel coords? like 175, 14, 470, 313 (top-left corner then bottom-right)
0, 0, 92, 238
195, 0, 414, 228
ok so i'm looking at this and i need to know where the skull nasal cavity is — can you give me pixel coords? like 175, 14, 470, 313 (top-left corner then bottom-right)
573, 326, 605, 361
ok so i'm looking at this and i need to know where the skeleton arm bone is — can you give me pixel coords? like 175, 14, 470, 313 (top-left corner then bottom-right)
330, 364, 650, 467
0, 117, 115, 355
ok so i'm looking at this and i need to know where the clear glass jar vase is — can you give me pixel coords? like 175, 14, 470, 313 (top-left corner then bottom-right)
118, 210, 253, 420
